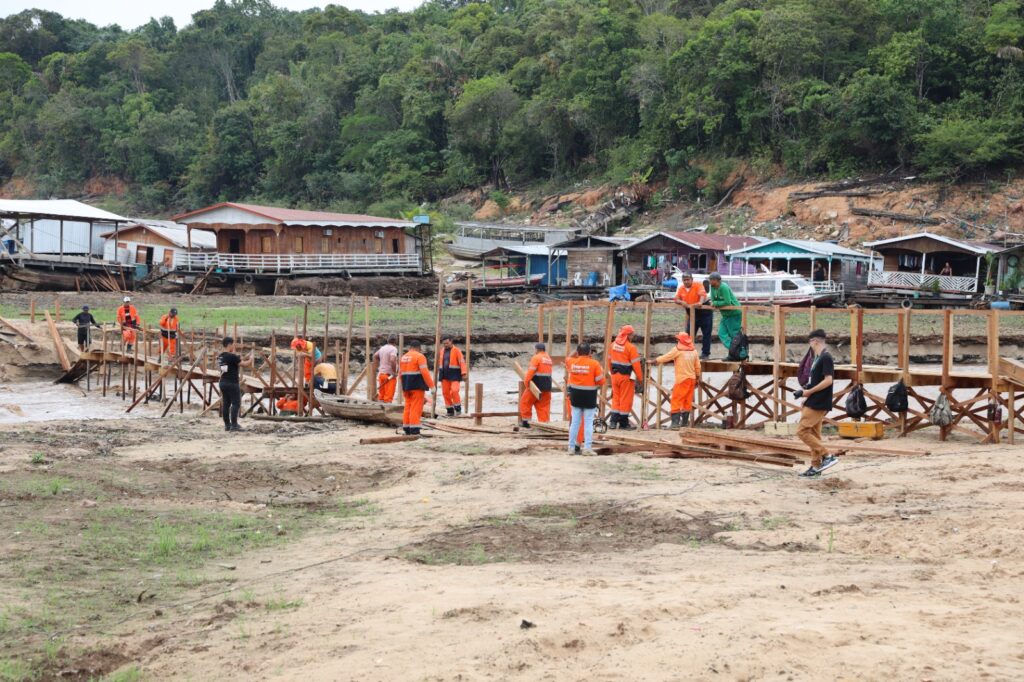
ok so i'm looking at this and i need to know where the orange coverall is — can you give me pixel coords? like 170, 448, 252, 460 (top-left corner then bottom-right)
374, 343, 399, 403
400, 348, 434, 433
159, 313, 179, 356
116, 304, 140, 347
567, 354, 605, 444
608, 335, 642, 423
519, 351, 553, 422
438, 346, 467, 411
656, 337, 702, 413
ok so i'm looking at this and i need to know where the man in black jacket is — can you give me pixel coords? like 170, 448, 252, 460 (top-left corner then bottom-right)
217, 336, 254, 433
792, 329, 839, 478
71, 305, 101, 351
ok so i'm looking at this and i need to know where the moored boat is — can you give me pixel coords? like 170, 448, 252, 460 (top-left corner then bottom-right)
447, 222, 580, 261
654, 268, 841, 306
316, 392, 406, 425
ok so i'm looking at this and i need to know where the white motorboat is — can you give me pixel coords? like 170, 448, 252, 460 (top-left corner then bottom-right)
655, 267, 842, 306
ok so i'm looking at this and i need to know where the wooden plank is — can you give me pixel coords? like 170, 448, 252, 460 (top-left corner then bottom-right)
850, 207, 942, 224
640, 301, 652, 427
678, 427, 928, 456
44, 310, 71, 371
431, 278, 444, 416
364, 296, 373, 402
359, 435, 422, 445
464, 279, 472, 407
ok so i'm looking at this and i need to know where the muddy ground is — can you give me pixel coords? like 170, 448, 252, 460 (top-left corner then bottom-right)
2, 406, 1023, 680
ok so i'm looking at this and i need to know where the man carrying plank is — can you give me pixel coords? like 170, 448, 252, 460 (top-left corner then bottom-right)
792, 329, 839, 478
519, 342, 553, 427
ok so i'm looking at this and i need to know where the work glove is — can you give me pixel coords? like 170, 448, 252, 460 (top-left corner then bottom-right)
634, 379, 644, 393
792, 389, 804, 399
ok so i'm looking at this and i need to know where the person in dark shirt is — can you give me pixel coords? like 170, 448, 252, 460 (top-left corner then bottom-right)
217, 336, 253, 432
792, 329, 838, 477
71, 305, 101, 351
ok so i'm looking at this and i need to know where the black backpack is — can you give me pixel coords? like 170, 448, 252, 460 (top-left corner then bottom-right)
845, 384, 868, 419
725, 368, 749, 401
727, 331, 749, 362
885, 380, 909, 413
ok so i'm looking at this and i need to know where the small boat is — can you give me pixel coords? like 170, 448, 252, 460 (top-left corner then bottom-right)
317, 392, 405, 425
654, 267, 841, 306
446, 272, 545, 291
447, 222, 580, 261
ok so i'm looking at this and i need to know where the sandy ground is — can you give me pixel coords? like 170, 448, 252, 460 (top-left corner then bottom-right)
2, 393, 1024, 681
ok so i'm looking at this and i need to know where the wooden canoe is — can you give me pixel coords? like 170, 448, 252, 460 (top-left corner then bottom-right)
316, 392, 437, 425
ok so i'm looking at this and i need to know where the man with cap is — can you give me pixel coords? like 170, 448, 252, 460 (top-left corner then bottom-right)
290, 336, 322, 385
707, 272, 742, 357
566, 342, 604, 455
158, 307, 180, 358
792, 329, 839, 478
607, 324, 643, 430
71, 305, 101, 351
653, 332, 702, 428
673, 272, 712, 359
399, 339, 435, 435
437, 335, 467, 417
116, 297, 140, 353
519, 342, 553, 427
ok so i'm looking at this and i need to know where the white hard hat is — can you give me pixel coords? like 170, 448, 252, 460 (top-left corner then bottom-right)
123, 296, 131, 302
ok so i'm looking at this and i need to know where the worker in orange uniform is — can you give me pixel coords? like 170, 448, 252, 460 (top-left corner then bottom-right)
158, 307, 180, 358
654, 332, 702, 429
275, 396, 299, 415
607, 324, 643, 430
400, 339, 434, 435
290, 337, 322, 384
519, 342, 553, 427
438, 335, 467, 417
372, 335, 400, 403
566, 342, 605, 455
116, 296, 140, 353
673, 272, 712, 359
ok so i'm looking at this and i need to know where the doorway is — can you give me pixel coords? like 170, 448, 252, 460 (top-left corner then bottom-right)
135, 245, 154, 265
228, 238, 241, 254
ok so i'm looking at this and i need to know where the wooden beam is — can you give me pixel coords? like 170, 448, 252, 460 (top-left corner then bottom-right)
431, 278, 444, 416
44, 310, 70, 371
364, 296, 373, 401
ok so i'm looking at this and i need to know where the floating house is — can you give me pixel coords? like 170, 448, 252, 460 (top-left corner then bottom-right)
725, 238, 873, 296
102, 220, 216, 280
624, 232, 761, 278
862, 233, 998, 295
548, 235, 636, 288
447, 222, 581, 261
478, 245, 568, 288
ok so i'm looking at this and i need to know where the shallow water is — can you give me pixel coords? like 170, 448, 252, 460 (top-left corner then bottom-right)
0, 381, 161, 424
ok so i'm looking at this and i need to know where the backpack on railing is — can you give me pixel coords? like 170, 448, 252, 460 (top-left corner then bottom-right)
885, 380, 909, 413
929, 393, 953, 427
845, 384, 868, 419
727, 331, 749, 362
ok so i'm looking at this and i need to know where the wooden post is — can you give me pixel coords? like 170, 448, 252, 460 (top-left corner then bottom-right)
430, 278, 444, 416
364, 297, 373, 401
54, 299, 60, 323
988, 309, 1000, 443
269, 334, 277, 414
563, 302, 574, 421
1009, 386, 1015, 445
341, 295, 355, 393
577, 307, 585, 345
132, 326, 139, 403
537, 300, 543, 342
334, 339, 341, 396
29, 299, 35, 324
546, 310, 554, 350
101, 325, 108, 398
940, 309, 953, 442
301, 301, 308, 340
772, 305, 783, 421
808, 305, 817, 331
464, 280, 472, 408
640, 301, 652, 427
396, 333, 404, 406
655, 363, 663, 430
853, 307, 864, 384
600, 302, 616, 419
323, 300, 331, 389
474, 382, 483, 426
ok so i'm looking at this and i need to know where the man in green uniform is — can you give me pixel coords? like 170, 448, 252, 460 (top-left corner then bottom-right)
708, 272, 742, 357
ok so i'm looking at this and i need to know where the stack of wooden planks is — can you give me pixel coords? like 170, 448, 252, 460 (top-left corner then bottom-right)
676, 427, 929, 463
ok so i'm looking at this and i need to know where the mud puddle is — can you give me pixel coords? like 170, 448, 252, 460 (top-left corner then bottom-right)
0, 381, 161, 424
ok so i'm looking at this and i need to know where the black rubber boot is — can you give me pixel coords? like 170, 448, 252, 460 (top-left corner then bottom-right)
402, 427, 411, 435
620, 416, 636, 431
669, 412, 681, 429
446, 407, 455, 417
454, 404, 462, 415
608, 415, 619, 430
521, 419, 531, 428
409, 427, 421, 436
680, 411, 690, 427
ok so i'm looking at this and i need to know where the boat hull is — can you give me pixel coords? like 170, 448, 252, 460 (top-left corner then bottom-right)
317, 392, 404, 425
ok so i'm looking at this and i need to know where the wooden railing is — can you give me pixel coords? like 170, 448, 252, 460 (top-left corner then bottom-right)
174, 252, 422, 274
868, 270, 977, 293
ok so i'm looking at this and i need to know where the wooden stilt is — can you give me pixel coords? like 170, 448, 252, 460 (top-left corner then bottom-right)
656, 363, 663, 430
431, 279, 444, 417
988, 309, 1000, 443
396, 333, 404, 406
474, 382, 483, 426
341, 295, 355, 393
29, 298, 35, 324
464, 280, 472, 408
600, 302, 616, 420
563, 303, 574, 421
364, 297, 373, 402
640, 301, 652, 427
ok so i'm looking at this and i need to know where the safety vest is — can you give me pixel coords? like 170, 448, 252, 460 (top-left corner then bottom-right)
159, 314, 179, 339
566, 355, 604, 409
439, 346, 466, 382
400, 349, 434, 392
608, 340, 641, 377
524, 352, 553, 393
117, 305, 139, 328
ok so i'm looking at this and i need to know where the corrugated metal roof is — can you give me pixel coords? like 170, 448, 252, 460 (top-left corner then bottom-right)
173, 202, 414, 227
101, 220, 217, 249
727, 238, 871, 260
0, 199, 128, 222
662, 231, 762, 251
481, 245, 567, 257
863, 232, 997, 254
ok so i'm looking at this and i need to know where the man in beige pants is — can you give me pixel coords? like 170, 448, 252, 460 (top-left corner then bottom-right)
792, 329, 839, 478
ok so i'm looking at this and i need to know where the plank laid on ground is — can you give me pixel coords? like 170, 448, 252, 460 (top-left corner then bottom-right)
251, 414, 335, 422
359, 435, 423, 445
0, 316, 36, 343
678, 427, 928, 456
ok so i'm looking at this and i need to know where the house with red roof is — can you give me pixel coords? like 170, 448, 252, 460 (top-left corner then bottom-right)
624, 231, 762, 281
171, 202, 429, 282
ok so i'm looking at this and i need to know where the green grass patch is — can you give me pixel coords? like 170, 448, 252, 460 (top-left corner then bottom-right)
102, 667, 144, 682
0, 475, 77, 499
0, 657, 33, 682
330, 498, 380, 519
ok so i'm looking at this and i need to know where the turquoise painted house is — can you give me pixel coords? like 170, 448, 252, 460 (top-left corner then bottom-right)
725, 238, 872, 294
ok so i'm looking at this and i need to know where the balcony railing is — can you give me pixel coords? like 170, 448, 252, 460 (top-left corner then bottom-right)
812, 280, 844, 296
174, 252, 422, 274
868, 270, 977, 294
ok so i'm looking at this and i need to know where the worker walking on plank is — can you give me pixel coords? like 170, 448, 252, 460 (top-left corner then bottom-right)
313, 362, 337, 393
116, 296, 140, 353
438, 335, 467, 417
607, 324, 642, 430
218, 336, 254, 433
566, 342, 604, 456
707, 272, 742, 358
290, 336, 321, 384
653, 332, 702, 429
400, 339, 434, 435
158, 307, 180, 358
792, 329, 839, 478
373, 335, 400, 402
673, 272, 712, 360
71, 305, 101, 351
519, 342, 553, 427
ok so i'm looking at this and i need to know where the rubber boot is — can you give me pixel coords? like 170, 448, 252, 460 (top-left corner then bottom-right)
608, 414, 619, 430
620, 414, 636, 431
403, 426, 411, 435
521, 419, 531, 428
680, 411, 690, 428
446, 407, 455, 417
669, 412, 681, 429
409, 427, 421, 436
454, 404, 462, 415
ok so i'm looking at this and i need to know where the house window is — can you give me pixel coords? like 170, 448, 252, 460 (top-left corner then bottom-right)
294, 236, 304, 253
688, 253, 708, 270
262, 237, 273, 253
392, 238, 400, 254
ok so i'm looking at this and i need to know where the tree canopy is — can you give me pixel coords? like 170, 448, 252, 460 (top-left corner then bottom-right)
1, 0, 1023, 213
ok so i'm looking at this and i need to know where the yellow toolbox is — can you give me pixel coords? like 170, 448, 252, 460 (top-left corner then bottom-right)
837, 421, 885, 440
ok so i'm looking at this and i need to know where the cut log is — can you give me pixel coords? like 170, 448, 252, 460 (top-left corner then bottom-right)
359, 435, 424, 444
850, 207, 942, 225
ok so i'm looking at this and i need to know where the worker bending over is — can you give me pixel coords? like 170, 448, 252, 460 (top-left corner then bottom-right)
159, 307, 180, 358
400, 339, 434, 435
373, 335, 399, 403
218, 336, 253, 433
116, 297, 140, 353
313, 362, 337, 393
71, 305, 101, 351
566, 343, 604, 456
438, 336, 467, 417
275, 397, 299, 416
708, 272, 742, 357
607, 324, 642, 430
654, 332, 702, 428
519, 342, 553, 427
290, 337, 321, 384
